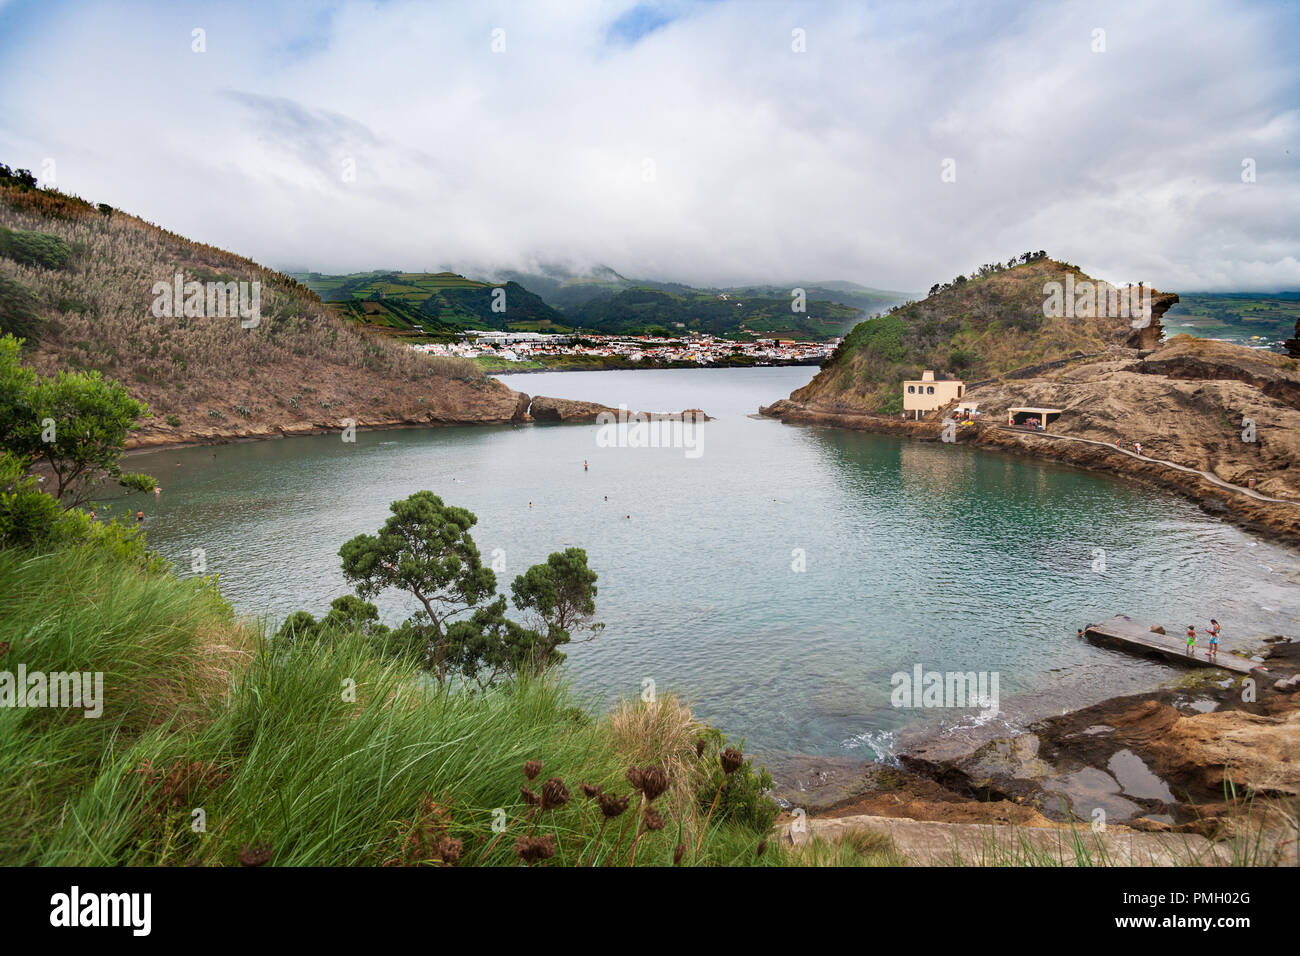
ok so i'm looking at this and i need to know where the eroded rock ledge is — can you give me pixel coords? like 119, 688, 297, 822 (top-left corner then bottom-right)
526, 395, 710, 424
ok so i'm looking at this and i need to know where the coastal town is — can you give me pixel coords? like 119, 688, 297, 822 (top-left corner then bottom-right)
410, 330, 839, 366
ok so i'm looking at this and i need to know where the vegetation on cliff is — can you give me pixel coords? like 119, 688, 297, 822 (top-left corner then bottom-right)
794, 254, 1176, 413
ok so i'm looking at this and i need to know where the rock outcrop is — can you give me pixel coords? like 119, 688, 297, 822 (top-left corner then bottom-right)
527, 396, 710, 424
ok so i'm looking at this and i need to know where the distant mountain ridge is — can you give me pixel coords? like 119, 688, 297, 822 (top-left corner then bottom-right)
491, 264, 915, 325
296, 264, 915, 341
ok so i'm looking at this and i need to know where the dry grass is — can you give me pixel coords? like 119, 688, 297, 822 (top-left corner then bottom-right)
0, 184, 499, 440
602, 693, 711, 834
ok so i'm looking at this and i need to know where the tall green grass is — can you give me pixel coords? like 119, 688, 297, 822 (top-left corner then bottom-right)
0, 545, 783, 866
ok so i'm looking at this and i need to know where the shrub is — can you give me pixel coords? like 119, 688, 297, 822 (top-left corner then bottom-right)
0, 451, 60, 547
0, 225, 72, 270
948, 347, 979, 371
694, 730, 777, 834
49, 506, 170, 574
0, 276, 41, 343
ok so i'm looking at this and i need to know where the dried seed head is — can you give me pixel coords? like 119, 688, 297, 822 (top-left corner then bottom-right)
540, 776, 570, 811
597, 791, 630, 819
514, 833, 557, 864
694, 737, 707, 758
638, 765, 669, 802
643, 806, 665, 831
720, 746, 743, 775
523, 760, 543, 781
625, 766, 644, 791
756, 839, 768, 858
238, 844, 273, 867
0, 642, 10, 657
520, 786, 539, 806
673, 843, 685, 865
437, 836, 463, 865
579, 782, 602, 799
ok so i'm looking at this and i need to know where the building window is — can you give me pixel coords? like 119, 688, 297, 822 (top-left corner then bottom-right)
927, 386, 935, 394
907, 385, 915, 393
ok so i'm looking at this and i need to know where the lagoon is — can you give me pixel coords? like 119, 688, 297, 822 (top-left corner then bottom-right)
120, 366, 1300, 767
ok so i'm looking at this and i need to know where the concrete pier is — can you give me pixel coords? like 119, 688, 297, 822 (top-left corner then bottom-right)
1083, 615, 1261, 675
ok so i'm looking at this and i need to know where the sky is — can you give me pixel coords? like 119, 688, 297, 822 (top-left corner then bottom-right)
0, 0, 1296, 293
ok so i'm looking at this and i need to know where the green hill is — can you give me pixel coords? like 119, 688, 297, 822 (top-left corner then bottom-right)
491, 266, 912, 340
792, 253, 1177, 413
292, 270, 568, 338
722, 281, 914, 317
492, 264, 636, 311
563, 285, 860, 339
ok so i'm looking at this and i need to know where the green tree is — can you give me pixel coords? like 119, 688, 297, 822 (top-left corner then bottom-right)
338, 491, 496, 683
445, 595, 545, 688
336, 493, 603, 686
510, 547, 603, 672
29, 370, 153, 506
0, 334, 153, 507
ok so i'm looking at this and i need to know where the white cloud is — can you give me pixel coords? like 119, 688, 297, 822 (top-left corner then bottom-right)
0, 0, 1295, 292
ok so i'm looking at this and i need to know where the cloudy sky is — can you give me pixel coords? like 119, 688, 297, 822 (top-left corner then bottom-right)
0, 0, 1296, 293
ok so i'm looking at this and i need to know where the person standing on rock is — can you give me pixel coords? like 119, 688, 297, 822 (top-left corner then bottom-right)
1185, 625, 1197, 657
1207, 620, 1221, 661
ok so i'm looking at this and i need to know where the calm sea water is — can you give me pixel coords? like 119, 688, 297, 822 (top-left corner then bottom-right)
119, 366, 1300, 766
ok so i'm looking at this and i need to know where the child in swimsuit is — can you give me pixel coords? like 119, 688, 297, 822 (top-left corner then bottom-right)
1207, 620, 1220, 660
1185, 626, 1196, 656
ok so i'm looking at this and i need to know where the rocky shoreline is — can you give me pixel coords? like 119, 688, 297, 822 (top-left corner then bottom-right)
760, 339, 1300, 550
126, 388, 710, 450
771, 638, 1299, 854
761, 400, 1300, 548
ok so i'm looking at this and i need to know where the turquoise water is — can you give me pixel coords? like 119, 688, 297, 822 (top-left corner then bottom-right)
119, 367, 1300, 766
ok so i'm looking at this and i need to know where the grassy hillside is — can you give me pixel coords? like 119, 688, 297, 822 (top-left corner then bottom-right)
293, 270, 567, 339
0, 170, 523, 444
792, 255, 1177, 412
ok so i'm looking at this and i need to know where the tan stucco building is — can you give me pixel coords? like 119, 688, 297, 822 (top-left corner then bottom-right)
903, 370, 965, 420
